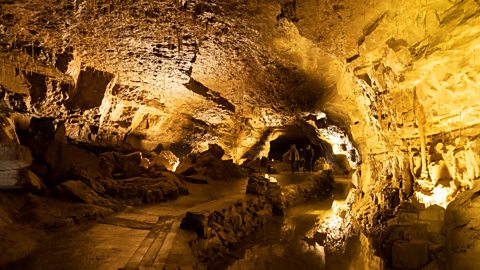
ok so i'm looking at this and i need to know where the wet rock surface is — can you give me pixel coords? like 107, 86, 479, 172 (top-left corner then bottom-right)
181, 197, 273, 265
281, 171, 335, 207
180, 172, 335, 268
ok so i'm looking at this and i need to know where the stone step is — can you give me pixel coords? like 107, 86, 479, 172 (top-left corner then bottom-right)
123, 217, 172, 270
123, 217, 182, 270
151, 218, 182, 268
139, 219, 174, 267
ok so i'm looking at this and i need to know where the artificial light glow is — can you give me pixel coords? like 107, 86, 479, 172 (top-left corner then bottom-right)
414, 184, 455, 209
171, 160, 180, 172
316, 112, 327, 120
305, 120, 359, 168
264, 174, 278, 182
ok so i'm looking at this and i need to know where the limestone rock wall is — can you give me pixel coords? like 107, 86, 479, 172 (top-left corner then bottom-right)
445, 186, 480, 269
1, 0, 479, 266
0, 0, 299, 160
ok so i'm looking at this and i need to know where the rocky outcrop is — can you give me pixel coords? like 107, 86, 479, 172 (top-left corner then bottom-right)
281, 171, 334, 207
103, 173, 188, 205
176, 144, 246, 182
445, 186, 480, 269
60, 180, 116, 208
181, 197, 273, 265
181, 172, 335, 267
246, 174, 284, 215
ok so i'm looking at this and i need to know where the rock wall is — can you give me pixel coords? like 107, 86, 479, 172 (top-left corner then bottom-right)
181, 172, 334, 267
0, 0, 297, 159
281, 171, 334, 207
181, 196, 273, 266
445, 186, 480, 270
1, 0, 479, 267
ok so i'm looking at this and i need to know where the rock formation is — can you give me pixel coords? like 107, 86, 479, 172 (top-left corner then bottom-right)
1, 0, 479, 269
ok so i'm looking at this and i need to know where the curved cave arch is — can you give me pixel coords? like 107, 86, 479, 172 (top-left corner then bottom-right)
258, 125, 353, 174
267, 125, 333, 163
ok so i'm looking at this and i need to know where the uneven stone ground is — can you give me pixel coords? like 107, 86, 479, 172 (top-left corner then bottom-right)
4, 179, 248, 270
3, 170, 339, 270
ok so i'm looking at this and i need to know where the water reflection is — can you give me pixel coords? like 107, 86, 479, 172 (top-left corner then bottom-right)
224, 178, 354, 270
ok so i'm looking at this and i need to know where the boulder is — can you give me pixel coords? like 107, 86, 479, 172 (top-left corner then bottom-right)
176, 146, 245, 181
98, 152, 118, 178
181, 211, 209, 238
0, 115, 19, 143
60, 180, 115, 208
20, 169, 43, 191
99, 151, 151, 179
44, 127, 102, 184
151, 150, 179, 171
78, 175, 106, 194
118, 152, 144, 178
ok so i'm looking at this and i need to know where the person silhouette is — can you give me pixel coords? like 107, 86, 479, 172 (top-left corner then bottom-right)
304, 144, 314, 172
284, 144, 300, 174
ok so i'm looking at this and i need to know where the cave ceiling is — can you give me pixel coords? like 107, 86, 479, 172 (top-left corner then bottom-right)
0, 0, 479, 160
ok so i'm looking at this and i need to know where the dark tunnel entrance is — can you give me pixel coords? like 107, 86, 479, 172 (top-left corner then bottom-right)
268, 126, 333, 164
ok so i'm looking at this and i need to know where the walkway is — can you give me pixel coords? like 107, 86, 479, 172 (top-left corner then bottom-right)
8, 179, 247, 270
8, 172, 346, 270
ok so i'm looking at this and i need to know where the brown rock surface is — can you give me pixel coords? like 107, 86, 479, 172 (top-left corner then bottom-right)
0, 0, 479, 268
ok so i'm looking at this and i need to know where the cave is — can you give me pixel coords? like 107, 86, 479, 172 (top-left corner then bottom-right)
267, 126, 331, 162
1, 0, 480, 270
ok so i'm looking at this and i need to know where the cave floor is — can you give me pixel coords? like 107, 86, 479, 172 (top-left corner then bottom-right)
7, 172, 334, 270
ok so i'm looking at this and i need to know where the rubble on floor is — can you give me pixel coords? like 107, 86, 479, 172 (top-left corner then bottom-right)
176, 144, 247, 182
0, 121, 191, 266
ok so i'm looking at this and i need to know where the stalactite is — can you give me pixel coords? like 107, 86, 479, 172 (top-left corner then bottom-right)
413, 87, 429, 179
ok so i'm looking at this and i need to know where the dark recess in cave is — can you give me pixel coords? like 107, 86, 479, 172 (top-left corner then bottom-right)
268, 126, 333, 163
66, 67, 114, 111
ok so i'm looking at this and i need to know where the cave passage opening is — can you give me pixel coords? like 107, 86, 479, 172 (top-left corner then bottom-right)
268, 125, 333, 164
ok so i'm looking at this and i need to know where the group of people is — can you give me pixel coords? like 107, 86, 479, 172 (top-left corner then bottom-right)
283, 144, 315, 174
